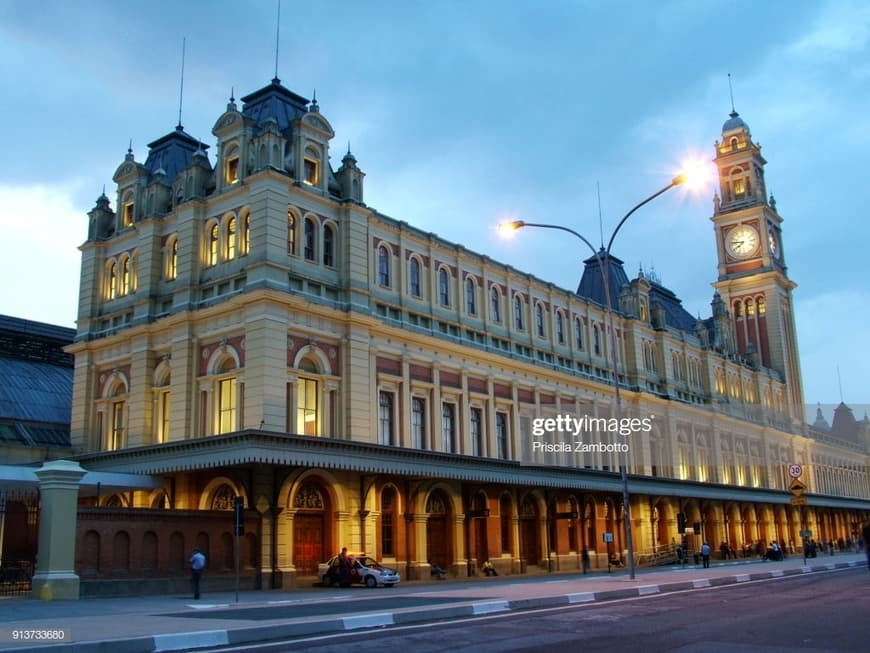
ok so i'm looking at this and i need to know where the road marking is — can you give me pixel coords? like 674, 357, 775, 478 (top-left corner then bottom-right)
154, 629, 229, 651
770, 570, 784, 577
187, 604, 228, 609
735, 574, 751, 582
472, 601, 510, 614
637, 585, 660, 596
343, 613, 395, 629
566, 592, 596, 603
692, 579, 711, 588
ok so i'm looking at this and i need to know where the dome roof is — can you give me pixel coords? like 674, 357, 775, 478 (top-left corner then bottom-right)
722, 110, 748, 133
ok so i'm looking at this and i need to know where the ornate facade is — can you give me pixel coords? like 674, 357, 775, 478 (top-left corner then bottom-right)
66, 77, 870, 592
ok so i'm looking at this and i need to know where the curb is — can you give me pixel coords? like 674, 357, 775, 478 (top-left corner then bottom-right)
8, 560, 863, 653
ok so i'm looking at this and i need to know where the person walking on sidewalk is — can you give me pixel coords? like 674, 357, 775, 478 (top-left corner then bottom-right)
863, 523, 870, 571
701, 542, 711, 568
190, 548, 206, 599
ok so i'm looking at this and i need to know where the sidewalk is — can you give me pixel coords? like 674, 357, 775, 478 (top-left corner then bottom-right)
1, 553, 865, 653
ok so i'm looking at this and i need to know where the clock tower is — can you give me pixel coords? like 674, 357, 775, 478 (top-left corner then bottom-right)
711, 110, 804, 421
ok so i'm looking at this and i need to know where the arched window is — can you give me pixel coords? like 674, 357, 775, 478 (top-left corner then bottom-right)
470, 407, 483, 456
593, 324, 601, 355
556, 311, 565, 344
322, 224, 335, 267
490, 286, 501, 322
216, 357, 238, 435
207, 223, 219, 266
757, 296, 766, 315
287, 211, 297, 255
378, 246, 390, 287
297, 356, 321, 436
225, 216, 237, 260
165, 237, 178, 280
120, 256, 131, 295
106, 260, 117, 300
241, 212, 251, 255
304, 217, 316, 261
514, 296, 524, 330
438, 268, 450, 306
535, 303, 545, 337
575, 317, 583, 349
466, 277, 476, 315
409, 258, 421, 297
381, 487, 397, 557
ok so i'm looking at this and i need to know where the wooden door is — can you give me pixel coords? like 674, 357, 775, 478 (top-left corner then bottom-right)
293, 514, 325, 575
520, 518, 539, 566
426, 516, 448, 568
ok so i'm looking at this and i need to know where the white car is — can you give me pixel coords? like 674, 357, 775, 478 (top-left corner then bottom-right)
319, 554, 401, 588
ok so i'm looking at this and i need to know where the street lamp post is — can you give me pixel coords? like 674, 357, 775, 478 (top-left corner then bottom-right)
501, 173, 687, 581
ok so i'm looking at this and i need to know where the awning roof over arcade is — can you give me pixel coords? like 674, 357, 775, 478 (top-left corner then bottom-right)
74, 431, 870, 511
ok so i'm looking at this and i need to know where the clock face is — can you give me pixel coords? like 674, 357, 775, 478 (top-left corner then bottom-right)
768, 231, 780, 259
726, 225, 759, 258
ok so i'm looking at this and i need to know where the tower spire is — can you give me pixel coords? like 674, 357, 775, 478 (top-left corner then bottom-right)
177, 37, 186, 129
727, 72, 736, 114
273, 0, 281, 83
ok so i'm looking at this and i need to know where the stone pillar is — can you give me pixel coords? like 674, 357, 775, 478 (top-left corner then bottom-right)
31, 460, 87, 600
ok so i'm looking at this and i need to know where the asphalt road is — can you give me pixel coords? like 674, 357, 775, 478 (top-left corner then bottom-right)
209, 567, 869, 653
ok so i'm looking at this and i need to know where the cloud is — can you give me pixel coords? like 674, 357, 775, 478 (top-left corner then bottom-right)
0, 184, 85, 328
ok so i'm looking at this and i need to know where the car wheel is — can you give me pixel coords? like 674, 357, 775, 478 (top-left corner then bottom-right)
364, 575, 377, 588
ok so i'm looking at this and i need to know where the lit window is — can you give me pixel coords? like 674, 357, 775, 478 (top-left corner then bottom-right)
226, 156, 239, 184
242, 212, 250, 255
379, 391, 394, 446
226, 217, 237, 260
165, 238, 178, 280
159, 389, 171, 443
120, 257, 131, 295
110, 400, 126, 450
746, 299, 755, 316
491, 287, 501, 322
304, 218, 315, 261
466, 278, 476, 315
323, 224, 335, 267
107, 260, 117, 300
304, 158, 318, 185
438, 269, 450, 306
123, 202, 134, 227
288, 211, 296, 255
378, 246, 391, 286
757, 297, 766, 315
409, 258, 421, 297
218, 377, 237, 434
412, 397, 426, 449
733, 178, 746, 197
297, 378, 318, 435
730, 136, 739, 151
207, 223, 219, 266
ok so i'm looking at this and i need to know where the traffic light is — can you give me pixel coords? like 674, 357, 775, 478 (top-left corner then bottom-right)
676, 512, 686, 532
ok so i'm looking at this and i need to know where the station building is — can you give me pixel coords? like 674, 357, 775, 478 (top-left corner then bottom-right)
24, 75, 870, 593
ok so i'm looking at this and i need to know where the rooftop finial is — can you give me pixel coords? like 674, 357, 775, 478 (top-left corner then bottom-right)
347, 140, 351, 155
728, 72, 736, 115
273, 0, 281, 83
125, 139, 134, 161
177, 37, 186, 129
102, 184, 106, 196
230, 86, 234, 102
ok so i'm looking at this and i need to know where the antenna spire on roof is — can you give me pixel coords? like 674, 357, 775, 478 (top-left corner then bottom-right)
347, 140, 351, 154
177, 37, 187, 129
596, 181, 604, 249
273, 0, 282, 83
727, 72, 736, 114
837, 364, 844, 402
128, 139, 132, 154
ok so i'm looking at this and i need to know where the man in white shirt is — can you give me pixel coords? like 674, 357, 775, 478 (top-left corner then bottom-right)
190, 548, 207, 599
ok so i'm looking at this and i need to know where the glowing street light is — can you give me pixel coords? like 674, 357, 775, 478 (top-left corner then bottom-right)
499, 168, 699, 581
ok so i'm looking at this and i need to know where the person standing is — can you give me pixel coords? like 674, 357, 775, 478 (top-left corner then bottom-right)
190, 548, 206, 600
338, 547, 351, 587
863, 523, 870, 571
701, 541, 711, 569
581, 548, 590, 574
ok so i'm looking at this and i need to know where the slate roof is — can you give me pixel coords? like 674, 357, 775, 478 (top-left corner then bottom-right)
143, 125, 208, 185
576, 250, 629, 310
0, 316, 73, 449
648, 282, 698, 332
241, 78, 310, 135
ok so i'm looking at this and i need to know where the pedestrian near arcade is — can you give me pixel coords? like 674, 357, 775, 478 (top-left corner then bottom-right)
701, 542, 711, 568
863, 523, 870, 571
338, 547, 351, 587
189, 548, 206, 600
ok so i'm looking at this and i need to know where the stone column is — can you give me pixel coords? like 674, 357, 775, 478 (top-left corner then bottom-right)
31, 460, 87, 600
